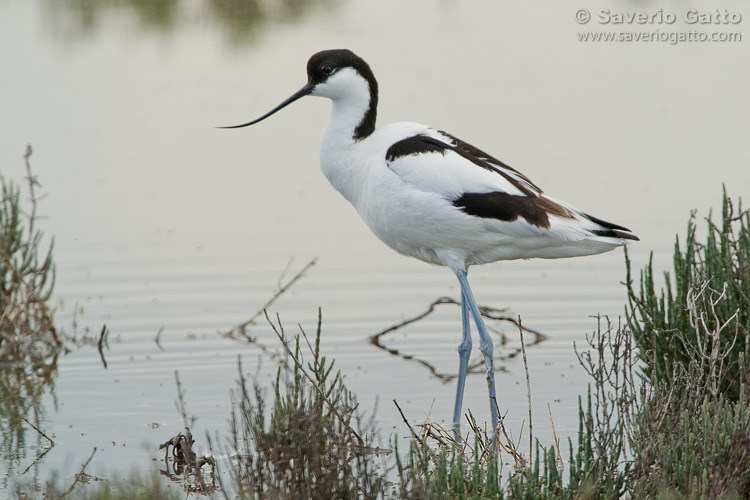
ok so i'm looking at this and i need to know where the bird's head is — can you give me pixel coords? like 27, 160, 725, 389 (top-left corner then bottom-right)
219, 49, 377, 130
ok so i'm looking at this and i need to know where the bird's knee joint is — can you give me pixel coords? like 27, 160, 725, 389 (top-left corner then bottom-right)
457, 340, 472, 354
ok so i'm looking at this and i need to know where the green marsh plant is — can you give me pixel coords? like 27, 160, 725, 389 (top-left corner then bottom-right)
1, 145, 58, 366
625, 188, 750, 498
626, 187, 749, 401
1, 145, 59, 480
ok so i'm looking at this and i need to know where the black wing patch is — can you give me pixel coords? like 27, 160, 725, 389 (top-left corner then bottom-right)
385, 135, 447, 160
453, 192, 574, 228
385, 133, 541, 196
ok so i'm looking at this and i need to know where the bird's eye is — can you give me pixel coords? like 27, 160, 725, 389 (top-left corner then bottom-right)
321, 65, 334, 75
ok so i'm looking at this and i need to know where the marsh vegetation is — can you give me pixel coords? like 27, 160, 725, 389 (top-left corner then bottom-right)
3, 152, 749, 498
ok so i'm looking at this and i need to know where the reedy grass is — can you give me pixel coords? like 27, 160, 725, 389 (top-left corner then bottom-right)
626, 186, 749, 401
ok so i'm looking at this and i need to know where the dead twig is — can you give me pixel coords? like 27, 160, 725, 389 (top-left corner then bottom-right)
518, 315, 532, 461
548, 402, 563, 473
97, 324, 108, 368
417, 418, 451, 449
60, 447, 97, 499
20, 418, 55, 475
173, 371, 197, 429
22, 417, 54, 447
223, 258, 316, 342
493, 401, 527, 471
155, 326, 164, 351
394, 399, 422, 444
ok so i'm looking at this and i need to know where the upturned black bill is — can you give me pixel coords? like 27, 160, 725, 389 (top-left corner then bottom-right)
218, 83, 314, 129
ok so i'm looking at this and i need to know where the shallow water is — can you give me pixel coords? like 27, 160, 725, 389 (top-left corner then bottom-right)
1, 0, 748, 494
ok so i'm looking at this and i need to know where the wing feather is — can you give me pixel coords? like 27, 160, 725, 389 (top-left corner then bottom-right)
385, 130, 538, 200
383, 128, 638, 242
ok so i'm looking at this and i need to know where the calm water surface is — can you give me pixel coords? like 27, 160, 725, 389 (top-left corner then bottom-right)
1, 0, 748, 493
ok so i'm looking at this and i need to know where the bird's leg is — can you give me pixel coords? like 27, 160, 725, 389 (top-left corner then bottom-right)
454, 269, 500, 449
452, 286, 472, 444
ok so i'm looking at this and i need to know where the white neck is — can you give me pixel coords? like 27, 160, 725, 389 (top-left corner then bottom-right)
314, 68, 373, 143
316, 69, 375, 205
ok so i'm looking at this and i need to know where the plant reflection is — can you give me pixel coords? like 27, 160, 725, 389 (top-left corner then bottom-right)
370, 297, 548, 383
0, 146, 60, 483
42, 0, 336, 43
0, 355, 58, 485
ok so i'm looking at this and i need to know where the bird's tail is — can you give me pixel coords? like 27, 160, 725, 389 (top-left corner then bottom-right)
582, 212, 639, 241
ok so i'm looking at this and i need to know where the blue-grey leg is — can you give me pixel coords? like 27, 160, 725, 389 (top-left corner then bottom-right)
454, 269, 499, 446
452, 285, 472, 444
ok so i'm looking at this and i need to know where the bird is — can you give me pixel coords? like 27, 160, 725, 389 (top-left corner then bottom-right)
221, 48, 638, 445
